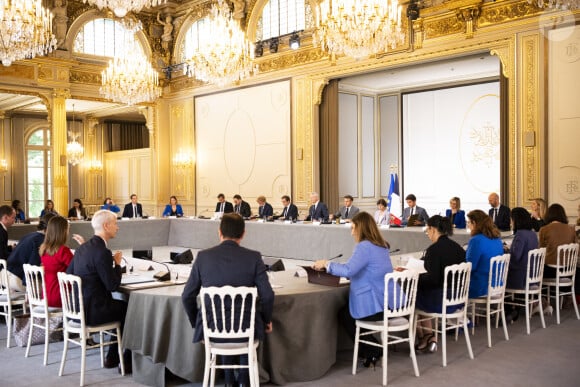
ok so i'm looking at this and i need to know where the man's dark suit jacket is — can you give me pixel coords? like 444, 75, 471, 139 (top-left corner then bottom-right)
281, 204, 299, 221
306, 202, 329, 221
181, 240, 275, 342
67, 235, 123, 325
489, 204, 511, 231
258, 203, 273, 218
122, 202, 143, 218
7, 231, 44, 282
0, 225, 12, 261
215, 201, 234, 213
234, 200, 252, 218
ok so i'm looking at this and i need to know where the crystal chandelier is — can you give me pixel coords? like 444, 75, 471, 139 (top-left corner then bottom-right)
0, 0, 57, 67
100, 21, 161, 106
313, 0, 405, 60
67, 105, 84, 166
83, 0, 167, 18
529, 0, 579, 9
185, 0, 257, 87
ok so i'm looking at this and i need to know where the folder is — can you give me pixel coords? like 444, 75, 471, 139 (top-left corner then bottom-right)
301, 266, 348, 287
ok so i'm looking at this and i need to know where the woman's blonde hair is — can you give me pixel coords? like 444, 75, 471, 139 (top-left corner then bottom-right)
532, 198, 547, 219
351, 212, 390, 248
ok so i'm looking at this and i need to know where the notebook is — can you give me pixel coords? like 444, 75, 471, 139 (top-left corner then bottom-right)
406, 214, 421, 226
301, 266, 348, 287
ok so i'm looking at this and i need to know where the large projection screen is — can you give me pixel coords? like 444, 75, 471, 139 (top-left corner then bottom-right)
402, 81, 500, 216
195, 80, 291, 214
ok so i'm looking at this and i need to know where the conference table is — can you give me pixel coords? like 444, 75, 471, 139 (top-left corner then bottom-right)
122, 270, 349, 386
8, 218, 473, 260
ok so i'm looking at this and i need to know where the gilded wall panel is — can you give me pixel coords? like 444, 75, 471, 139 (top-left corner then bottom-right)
423, 16, 464, 40
0, 64, 35, 80
478, 1, 538, 27
70, 70, 100, 85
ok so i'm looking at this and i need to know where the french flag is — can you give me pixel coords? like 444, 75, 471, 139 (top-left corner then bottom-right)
387, 173, 402, 225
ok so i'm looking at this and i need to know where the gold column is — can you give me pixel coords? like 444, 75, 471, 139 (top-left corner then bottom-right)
51, 89, 70, 215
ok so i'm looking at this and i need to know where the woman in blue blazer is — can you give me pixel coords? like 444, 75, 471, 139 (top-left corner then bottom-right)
314, 212, 393, 368
162, 196, 184, 217
445, 196, 466, 229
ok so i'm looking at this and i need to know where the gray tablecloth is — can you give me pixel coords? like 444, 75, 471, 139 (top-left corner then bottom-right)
9, 218, 472, 260
123, 271, 349, 386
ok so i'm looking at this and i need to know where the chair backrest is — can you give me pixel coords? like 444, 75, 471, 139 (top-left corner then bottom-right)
488, 254, 510, 297
200, 286, 257, 342
526, 247, 546, 288
0, 259, 12, 301
556, 243, 579, 278
23, 264, 48, 310
57, 272, 86, 327
443, 262, 472, 307
384, 270, 419, 318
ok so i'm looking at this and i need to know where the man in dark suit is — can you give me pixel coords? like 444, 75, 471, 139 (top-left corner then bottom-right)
488, 192, 511, 231
0, 205, 16, 261
7, 213, 56, 290
122, 194, 143, 218
256, 195, 273, 219
332, 194, 360, 222
280, 195, 299, 221
66, 209, 131, 371
215, 193, 234, 213
402, 194, 429, 226
182, 213, 274, 387
233, 194, 252, 218
305, 192, 329, 221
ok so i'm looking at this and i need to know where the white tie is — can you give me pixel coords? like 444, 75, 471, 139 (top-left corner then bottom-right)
220, 203, 224, 212
133, 205, 137, 218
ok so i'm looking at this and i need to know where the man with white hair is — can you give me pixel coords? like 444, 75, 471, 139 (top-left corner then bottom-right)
66, 210, 131, 372
305, 192, 329, 222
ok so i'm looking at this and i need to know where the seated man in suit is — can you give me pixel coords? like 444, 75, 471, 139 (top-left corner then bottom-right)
402, 194, 429, 226
305, 192, 329, 222
256, 195, 273, 219
280, 195, 299, 221
7, 213, 57, 291
182, 213, 274, 387
66, 210, 131, 371
331, 194, 360, 222
121, 194, 143, 218
233, 194, 252, 218
488, 192, 511, 231
0, 205, 16, 261
215, 193, 234, 214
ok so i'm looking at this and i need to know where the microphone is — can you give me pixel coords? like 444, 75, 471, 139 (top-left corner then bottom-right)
390, 248, 401, 254
328, 253, 343, 260
153, 262, 171, 281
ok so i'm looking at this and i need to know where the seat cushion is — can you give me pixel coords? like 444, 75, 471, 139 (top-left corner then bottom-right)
32, 305, 62, 314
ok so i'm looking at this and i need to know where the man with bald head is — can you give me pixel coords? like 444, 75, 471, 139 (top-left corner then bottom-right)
488, 192, 511, 231
306, 192, 329, 222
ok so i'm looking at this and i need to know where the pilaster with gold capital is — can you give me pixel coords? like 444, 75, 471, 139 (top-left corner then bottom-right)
51, 89, 70, 215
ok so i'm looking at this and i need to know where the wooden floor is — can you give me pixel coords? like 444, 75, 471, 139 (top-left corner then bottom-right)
1, 306, 579, 386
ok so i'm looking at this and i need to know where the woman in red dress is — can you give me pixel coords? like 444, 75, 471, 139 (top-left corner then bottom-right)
39, 216, 78, 307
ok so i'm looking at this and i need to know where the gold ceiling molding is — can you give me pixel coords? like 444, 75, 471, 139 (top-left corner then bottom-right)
0, 64, 35, 80
256, 48, 327, 73
478, 1, 540, 27
423, 14, 465, 40
456, 5, 481, 38
70, 69, 101, 85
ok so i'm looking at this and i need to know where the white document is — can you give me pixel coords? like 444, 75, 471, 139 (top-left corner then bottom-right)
404, 257, 427, 274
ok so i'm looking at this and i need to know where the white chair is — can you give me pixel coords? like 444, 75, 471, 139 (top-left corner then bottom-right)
352, 271, 420, 386
414, 262, 474, 367
200, 286, 259, 387
0, 259, 28, 347
505, 248, 546, 335
57, 272, 125, 387
468, 254, 510, 348
23, 264, 63, 365
543, 243, 580, 324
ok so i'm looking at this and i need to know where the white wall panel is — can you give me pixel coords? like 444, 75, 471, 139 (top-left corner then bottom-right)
338, 93, 358, 197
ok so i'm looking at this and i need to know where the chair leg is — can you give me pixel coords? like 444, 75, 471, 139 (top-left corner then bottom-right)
441, 317, 447, 367
524, 293, 531, 335
555, 285, 560, 325
44, 317, 50, 365
25, 315, 34, 357
572, 285, 580, 320
464, 315, 474, 360
6, 305, 12, 348
537, 293, 546, 329
117, 328, 125, 376
202, 350, 210, 387
470, 303, 475, 336
500, 303, 509, 341
209, 354, 217, 387
80, 338, 87, 387
59, 332, 69, 376
486, 303, 492, 348
99, 331, 105, 368
408, 326, 420, 378
382, 342, 387, 386
352, 324, 360, 375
